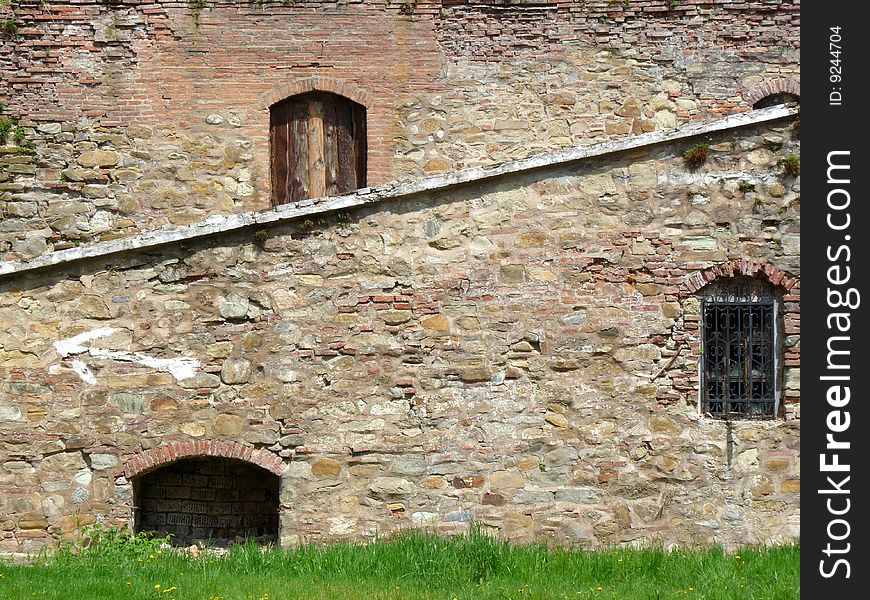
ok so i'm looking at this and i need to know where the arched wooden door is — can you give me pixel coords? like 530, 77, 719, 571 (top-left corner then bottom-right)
270, 91, 367, 205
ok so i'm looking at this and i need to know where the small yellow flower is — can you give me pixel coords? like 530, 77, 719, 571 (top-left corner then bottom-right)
155, 584, 161, 589
735, 555, 741, 559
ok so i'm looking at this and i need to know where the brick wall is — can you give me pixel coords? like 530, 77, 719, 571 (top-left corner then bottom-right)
1, 1, 799, 261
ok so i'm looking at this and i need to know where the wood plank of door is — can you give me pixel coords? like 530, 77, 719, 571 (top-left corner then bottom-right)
323, 99, 341, 197
270, 101, 291, 206
290, 99, 309, 202
307, 98, 326, 199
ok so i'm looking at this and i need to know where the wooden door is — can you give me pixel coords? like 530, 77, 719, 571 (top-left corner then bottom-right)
270, 92, 367, 205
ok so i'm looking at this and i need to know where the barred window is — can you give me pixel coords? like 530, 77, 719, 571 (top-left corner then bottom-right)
700, 278, 781, 419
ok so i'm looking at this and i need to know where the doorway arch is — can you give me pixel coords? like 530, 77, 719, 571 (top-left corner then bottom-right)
126, 442, 285, 546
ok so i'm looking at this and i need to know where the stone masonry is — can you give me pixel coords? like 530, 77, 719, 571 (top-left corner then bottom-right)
0, 1, 799, 552
0, 109, 800, 552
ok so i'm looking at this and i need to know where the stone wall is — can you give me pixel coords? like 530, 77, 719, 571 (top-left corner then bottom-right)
1, 1, 799, 262
0, 115, 800, 552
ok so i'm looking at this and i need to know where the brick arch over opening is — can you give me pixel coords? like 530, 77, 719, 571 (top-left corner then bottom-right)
685, 260, 798, 295
259, 77, 373, 110
743, 78, 801, 108
123, 441, 286, 479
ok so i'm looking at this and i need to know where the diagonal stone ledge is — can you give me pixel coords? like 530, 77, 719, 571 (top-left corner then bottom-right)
0, 105, 797, 279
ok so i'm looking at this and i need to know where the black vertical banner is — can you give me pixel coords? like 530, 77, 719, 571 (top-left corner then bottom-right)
802, 3, 869, 597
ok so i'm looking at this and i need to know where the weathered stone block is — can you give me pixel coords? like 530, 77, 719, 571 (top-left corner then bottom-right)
89, 453, 118, 471
78, 150, 120, 168
489, 471, 525, 490
545, 413, 571, 428
649, 416, 682, 436
311, 458, 342, 477
18, 513, 48, 530
421, 314, 449, 331
221, 358, 253, 385
383, 310, 413, 325
212, 414, 244, 437
369, 477, 415, 496
780, 479, 800, 493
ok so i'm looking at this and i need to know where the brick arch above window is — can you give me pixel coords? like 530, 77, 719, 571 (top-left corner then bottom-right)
743, 78, 801, 109
122, 441, 287, 479
259, 77, 374, 111
684, 260, 798, 296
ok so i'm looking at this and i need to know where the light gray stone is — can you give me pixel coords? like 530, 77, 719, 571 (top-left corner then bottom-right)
555, 488, 601, 504
221, 358, 253, 384
12, 236, 48, 259
219, 294, 249, 319
89, 453, 118, 470
369, 477, 416, 496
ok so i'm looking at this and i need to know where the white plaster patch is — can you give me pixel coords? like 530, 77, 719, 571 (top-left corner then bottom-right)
89, 349, 199, 380
71, 360, 97, 385
54, 328, 199, 384
54, 327, 118, 356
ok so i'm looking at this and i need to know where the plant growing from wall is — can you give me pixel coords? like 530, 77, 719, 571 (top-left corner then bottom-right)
779, 154, 800, 177
1, 18, 18, 38
0, 101, 13, 136
253, 229, 270, 247
397, 0, 418, 14
0, 104, 34, 150
0, 115, 14, 138
335, 212, 354, 233
738, 180, 755, 193
683, 141, 709, 169
188, 0, 206, 28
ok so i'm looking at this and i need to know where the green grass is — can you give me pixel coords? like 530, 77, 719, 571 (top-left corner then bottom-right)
0, 527, 799, 600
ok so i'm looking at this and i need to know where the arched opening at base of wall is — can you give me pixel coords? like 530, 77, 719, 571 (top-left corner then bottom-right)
133, 456, 279, 546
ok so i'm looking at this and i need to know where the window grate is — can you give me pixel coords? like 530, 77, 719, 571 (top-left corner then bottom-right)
701, 299, 777, 419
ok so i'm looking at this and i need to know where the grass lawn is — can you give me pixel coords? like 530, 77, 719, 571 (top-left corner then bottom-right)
0, 527, 799, 600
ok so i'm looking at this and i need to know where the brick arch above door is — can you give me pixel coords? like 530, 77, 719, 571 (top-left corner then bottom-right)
259, 77, 374, 111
